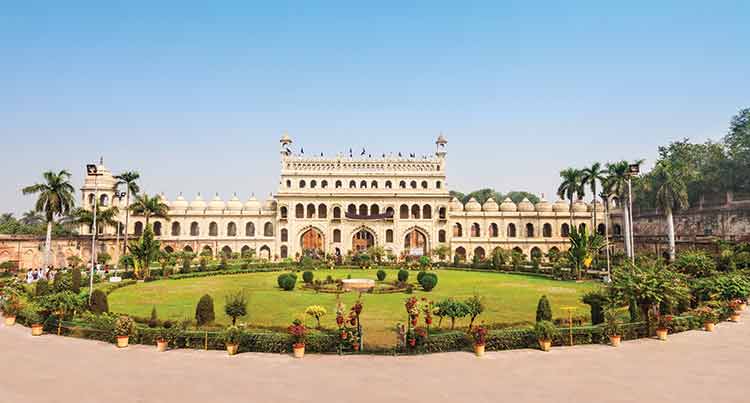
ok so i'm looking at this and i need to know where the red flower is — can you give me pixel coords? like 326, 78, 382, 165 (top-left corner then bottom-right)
409, 338, 416, 347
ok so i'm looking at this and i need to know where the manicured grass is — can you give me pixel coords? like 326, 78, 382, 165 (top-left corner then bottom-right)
108, 269, 597, 347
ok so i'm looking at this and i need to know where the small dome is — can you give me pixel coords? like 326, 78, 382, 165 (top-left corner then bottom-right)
450, 197, 464, 212
189, 194, 206, 210
553, 199, 569, 213
171, 193, 188, 209
535, 198, 552, 212
464, 197, 482, 212
482, 198, 499, 212
244, 195, 261, 212
227, 193, 243, 211
517, 198, 535, 212
208, 193, 225, 211
500, 197, 517, 212
263, 196, 276, 211
573, 199, 588, 212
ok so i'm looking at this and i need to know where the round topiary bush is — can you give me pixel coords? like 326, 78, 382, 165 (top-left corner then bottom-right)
89, 289, 109, 314
376, 270, 386, 281
279, 274, 297, 291
397, 269, 409, 282
419, 273, 438, 291
417, 270, 426, 283
302, 271, 314, 284
195, 294, 215, 326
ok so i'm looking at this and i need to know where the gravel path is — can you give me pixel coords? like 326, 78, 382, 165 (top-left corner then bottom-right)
1, 316, 747, 403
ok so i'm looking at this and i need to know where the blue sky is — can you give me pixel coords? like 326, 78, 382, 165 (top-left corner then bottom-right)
1, 1, 748, 214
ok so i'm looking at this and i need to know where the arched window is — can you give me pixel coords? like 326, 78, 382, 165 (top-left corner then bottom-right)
360, 180, 367, 188
453, 223, 463, 237
438, 230, 446, 243
318, 204, 327, 219
359, 204, 368, 216
474, 247, 486, 261
507, 223, 517, 238
280, 206, 288, 219
221, 246, 232, 258
400, 204, 409, 219
100, 194, 109, 206
386, 206, 395, 217
280, 228, 288, 242
299, 180, 306, 188
280, 245, 288, 259
241, 245, 252, 258
335, 180, 342, 189
295, 203, 304, 219
411, 204, 421, 219
597, 223, 606, 235
264, 222, 274, 237
286, 180, 292, 188
227, 222, 237, 237
190, 222, 200, 236
410, 181, 417, 189
349, 180, 357, 188
438, 207, 447, 219
421, 181, 428, 189
171, 222, 181, 236
370, 204, 380, 216
183, 245, 193, 253
455, 247, 467, 262
333, 229, 341, 243
543, 223, 552, 238
88, 193, 95, 206
306, 203, 316, 219
134, 222, 144, 236
348, 204, 357, 215
386, 229, 394, 243
245, 222, 255, 237
579, 223, 587, 233
526, 223, 534, 238
530, 247, 543, 261
209, 222, 218, 237
561, 223, 570, 237
385, 181, 392, 189
164, 246, 174, 254
371, 180, 378, 189
423, 205, 432, 219
399, 181, 406, 189
153, 222, 162, 236
333, 206, 341, 219
489, 223, 499, 237
613, 224, 622, 235
436, 181, 442, 189
471, 223, 481, 237
310, 180, 317, 188
321, 180, 328, 189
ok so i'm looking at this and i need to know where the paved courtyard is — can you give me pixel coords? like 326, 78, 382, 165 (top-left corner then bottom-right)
1, 317, 747, 403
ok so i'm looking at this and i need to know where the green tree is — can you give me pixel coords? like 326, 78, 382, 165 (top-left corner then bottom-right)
434, 299, 470, 330
224, 291, 248, 325
129, 193, 169, 227
127, 224, 161, 279
557, 168, 583, 226
68, 203, 120, 233
465, 294, 485, 331
195, 294, 215, 326
536, 295, 552, 322
581, 162, 607, 229
568, 226, 605, 280
604, 160, 643, 258
89, 289, 109, 314
21, 170, 76, 266
725, 108, 750, 192
653, 160, 690, 262
19, 210, 44, 226
114, 171, 140, 256
432, 244, 450, 262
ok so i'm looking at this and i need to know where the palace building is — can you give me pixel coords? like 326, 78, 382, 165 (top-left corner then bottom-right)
1, 135, 608, 268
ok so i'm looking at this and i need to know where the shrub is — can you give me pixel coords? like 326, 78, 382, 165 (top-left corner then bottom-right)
581, 290, 608, 325
376, 270, 386, 281
114, 316, 134, 337
305, 305, 327, 328
453, 254, 461, 266
465, 294, 485, 330
71, 267, 82, 293
0, 294, 22, 317
302, 271, 314, 284
534, 320, 558, 341
22, 305, 41, 325
52, 274, 72, 293
195, 294, 215, 326
419, 273, 438, 292
89, 289, 109, 314
279, 274, 297, 291
223, 325, 242, 345
535, 295, 552, 322
419, 255, 431, 268
673, 250, 717, 278
492, 249, 507, 269
148, 306, 159, 328
224, 291, 247, 325
398, 269, 409, 282
434, 299, 470, 330
603, 308, 622, 337
35, 279, 50, 297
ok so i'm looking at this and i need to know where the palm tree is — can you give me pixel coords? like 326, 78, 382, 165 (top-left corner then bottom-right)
557, 168, 583, 226
22, 170, 76, 266
604, 160, 644, 259
129, 193, 170, 227
69, 203, 121, 233
581, 162, 607, 230
0, 213, 14, 225
19, 210, 45, 226
114, 171, 140, 255
653, 161, 689, 262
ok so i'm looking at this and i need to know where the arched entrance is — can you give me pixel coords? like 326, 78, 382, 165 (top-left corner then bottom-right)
352, 228, 375, 252
404, 228, 428, 256
300, 228, 324, 252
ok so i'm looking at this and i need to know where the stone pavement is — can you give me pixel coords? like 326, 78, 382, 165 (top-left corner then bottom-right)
1, 316, 747, 403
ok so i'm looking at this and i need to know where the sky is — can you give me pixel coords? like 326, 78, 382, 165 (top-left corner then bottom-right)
1, 1, 748, 214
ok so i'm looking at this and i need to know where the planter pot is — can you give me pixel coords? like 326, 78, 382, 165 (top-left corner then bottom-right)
31, 324, 44, 336
116, 336, 129, 348
704, 322, 715, 332
474, 344, 485, 357
538, 339, 552, 352
730, 312, 741, 322
740, 303, 747, 312
656, 328, 668, 341
226, 343, 239, 356
156, 340, 168, 352
4, 316, 16, 326
609, 335, 621, 347
293, 344, 305, 359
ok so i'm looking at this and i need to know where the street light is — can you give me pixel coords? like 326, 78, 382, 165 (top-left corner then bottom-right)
114, 191, 126, 269
86, 163, 102, 302
626, 163, 640, 264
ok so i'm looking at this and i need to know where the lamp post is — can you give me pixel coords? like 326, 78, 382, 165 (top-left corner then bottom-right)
626, 163, 640, 264
86, 163, 102, 302
114, 191, 126, 269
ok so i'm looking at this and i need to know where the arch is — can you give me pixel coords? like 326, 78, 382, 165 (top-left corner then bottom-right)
613, 224, 622, 235
221, 246, 233, 258
507, 223, 517, 238
153, 221, 162, 236
347, 204, 356, 215
410, 180, 417, 189
400, 204, 409, 219
512, 246, 524, 255
333, 229, 342, 243
349, 180, 357, 188
422, 205, 432, 219
306, 203, 316, 219
360, 180, 368, 189
489, 223, 499, 238
455, 247, 467, 262
171, 222, 181, 236
241, 245, 253, 258
438, 207, 447, 219
438, 230, 447, 243
359, 204, 368, 216
470, 223, 481, 237
597, 223, 606, 236
399, 181, 406, 189
202, 245, 214, 257
300, 227, 324, 252
280, 206, 288, 219
526, 223, 535, 238
411, 204, 421, 219
183, 245, 193, 253
134, 221, 144, 236
530, 247, 543, 260
453, 223, 463, 237
578, 223, 587, 233
190, 222, 200, 236
543, 223, 552, 238
310, 180, 317, 189
164, 246, 174, 254
352, 227, 376, 252
318, 204, 327, 219
386, 229, 394, 243
333, 206, 342, 219
561, 223, 570, 237
385, 206, 395, 217
227, 222, 237, 237
385, 181, 392, 189
548, 246, 561, 261
245, 222, 256, 237
335, 180, 342, 189
281, 228, 288, 242
286, 179, 292, 188
436, 181, 442, 189
209, 222, 219, 237
263, 222, 274, 237
370, 204, 380, 216
474, 247, 486, 261
280, 245, 288, 258
404, 227, 429, 255
299, 180, 306, 188
321, 180, 328, 189
295, 204, 304, 219
88, 193, 95, 206
100, 194, 109, 206
259, 245, 271, 260
421, 180, 428, 189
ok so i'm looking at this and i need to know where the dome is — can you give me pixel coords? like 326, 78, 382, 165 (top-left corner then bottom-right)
482, 198, 499, 212
450, 197, 464, 212
208, 193, 225, 211
573, 199, 589, 213
262, 196, 277, 211
500, 197, 517, 212
464, 197, 482, 212
171, 193, 188, 209
244, 195, 261, 212
189, 193, 206, 210
553, 199, 569, 213
517, 197, 535, 212
535, 198, 552, 212
158, 192, 170, 207
227, 193, 243, 211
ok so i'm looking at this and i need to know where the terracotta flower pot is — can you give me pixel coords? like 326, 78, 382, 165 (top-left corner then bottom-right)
656, 328, 668, 341
609, 335, 621, 347
704, 322, 715, 332
156, 340, 168, 352
474, 344, 485, 357
293, 343, 305, 358
740, 303, 747, 312
730, 312, 741, 322
116, 336, 129, 348
538, 339, 552, 352
226, 343, 239, 356
4, 316, 16, 326
31, 324, 43, 336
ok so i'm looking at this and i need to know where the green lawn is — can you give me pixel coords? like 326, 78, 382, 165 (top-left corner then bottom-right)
108, 269, 598, 347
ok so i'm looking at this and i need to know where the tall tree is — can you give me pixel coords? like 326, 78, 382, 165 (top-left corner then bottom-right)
581, 162, 607, 230
69, 204, 121, 233
653, 161, 689, 262
19, 210, 44, 226
114, 171, 140, 255
604, 161, 633, 258
557, 168, 582, 226
127, 224, 161, 279
22, 170, 76, 266
129, 193, 170, 227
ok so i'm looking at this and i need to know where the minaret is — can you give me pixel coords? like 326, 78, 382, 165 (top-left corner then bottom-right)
280, 132, 292, 158
435, 133, 448, 159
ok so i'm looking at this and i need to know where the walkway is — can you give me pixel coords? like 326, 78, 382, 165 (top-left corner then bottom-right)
1, 317, 747, 403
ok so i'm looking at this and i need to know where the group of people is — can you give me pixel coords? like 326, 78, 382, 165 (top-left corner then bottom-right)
25, 266, 59, 284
